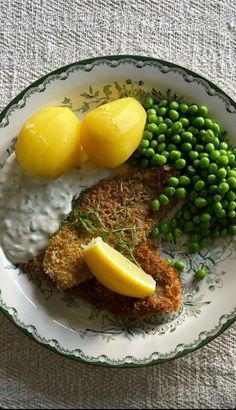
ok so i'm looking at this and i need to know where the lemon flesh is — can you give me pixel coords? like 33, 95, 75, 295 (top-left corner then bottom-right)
15, 107, 81, 179
83, 237, 156, 298
80, 97, 146, 168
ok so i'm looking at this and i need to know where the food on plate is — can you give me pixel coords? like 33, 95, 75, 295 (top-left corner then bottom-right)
7, 85, 236, 318
80, 97, 146, 168
15, 107, 81, 179
83, 237, 156, 297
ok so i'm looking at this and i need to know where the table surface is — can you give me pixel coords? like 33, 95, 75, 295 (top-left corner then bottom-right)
0, 0, 236, 408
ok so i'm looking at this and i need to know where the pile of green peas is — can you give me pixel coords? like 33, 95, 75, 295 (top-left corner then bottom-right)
130, 95, 236, 258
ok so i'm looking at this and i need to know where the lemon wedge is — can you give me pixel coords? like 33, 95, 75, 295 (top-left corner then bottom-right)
83, 237, 156, 298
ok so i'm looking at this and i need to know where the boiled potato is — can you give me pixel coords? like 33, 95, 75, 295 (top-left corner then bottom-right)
80, 97, 146, 168
15, 107, 81, 179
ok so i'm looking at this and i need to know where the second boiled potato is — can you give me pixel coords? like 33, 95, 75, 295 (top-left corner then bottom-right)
80, 97, 146, 168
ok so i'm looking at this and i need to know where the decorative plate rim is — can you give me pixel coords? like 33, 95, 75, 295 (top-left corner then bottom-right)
0, 54, 236, 368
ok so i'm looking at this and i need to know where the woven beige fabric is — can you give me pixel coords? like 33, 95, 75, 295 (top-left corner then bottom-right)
0, 0, 236, 408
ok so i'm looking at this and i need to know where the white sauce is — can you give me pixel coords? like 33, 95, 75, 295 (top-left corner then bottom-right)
0, 154, 111, 263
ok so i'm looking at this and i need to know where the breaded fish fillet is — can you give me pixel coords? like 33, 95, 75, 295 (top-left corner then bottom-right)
22, 165, 182, 317
42, 165, 177, 290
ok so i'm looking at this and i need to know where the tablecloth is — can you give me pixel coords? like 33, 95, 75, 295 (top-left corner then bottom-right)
0, 0, 236, 408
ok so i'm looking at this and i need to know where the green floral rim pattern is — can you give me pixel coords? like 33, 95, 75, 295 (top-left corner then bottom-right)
0, 55, 236, 367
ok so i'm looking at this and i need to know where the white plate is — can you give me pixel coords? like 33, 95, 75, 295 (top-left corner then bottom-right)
0, 56, 236, 367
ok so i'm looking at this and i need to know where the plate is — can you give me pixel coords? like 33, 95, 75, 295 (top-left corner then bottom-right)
0, 55, 236, 368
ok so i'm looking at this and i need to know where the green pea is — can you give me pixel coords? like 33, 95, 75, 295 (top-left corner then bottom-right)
159, 194, 169, 206
200, 238, 209, 248
199, 157, 210, 169
189, 150, 199, 160
171, 134, 181, 144
209, 185, 218, 194
210, 150, 220, 161
227, 191, 236, 201
159, 223, 169, 234
165, 258, 173, 266
218, 182, 230, 195
195, 144, 204, 152
147, 108, 156, 116
150, 140, 158, 149
145, 148, 155, 157
193, 159, 200, 169
179, 175, 191, 186
200, 213, 211, 222
211, 122, 221, 134
182, 142, 192, 152
159, 99, 168, 107
172, 121, 183, 133
151, 226, 160, 238
228, 201, 236, 210
169, 109, 179, 121
204, 118, 212, 129
194, 180, 205, 191
213, 201, 222, 212
188, 242, 200, 253
229, 210, 236, 218
192, 116, 205, 128
165, 232, 174, 241
156, 143, 166, 153
170, 218, 178, 229
147, 123, 158, 133
198, 105, 208, 117
150, 199, 160, 211
144, 96, 154, 109
140, 139, 150, 148
167, 144, 177, 152
195, 268, 207, 280
218, 156, 229, 166
157, 123, 168, 134
229, 225, 236, 235
207, 174, 217, 184
195, 197, 207, 208
205, 143, 215, 153
164, 186, 176, 197
170, 101, 179, 110
179, 117, 189, 128
208, 163, 218, 173
143, 130, 153, 140
175, 159, 186, 169
190, 191, 198, 201
181, 131, 193, 142
228, 154, 235, 164
169, 150, 181, 161
216, 168, 227, 179
179, 103, 189, 113
148, 114, 158, 123
174, 260, 185, 272
211, 229, 220, 239
157, 107, 167, 116
164, 118, 173, 127
175, 187, 187, 199
186, 165, 196, 177
157, 134, 166, 143
168, 176, 179, 187
227, 177, 236, 188
137, 147, 146, 156
173, 228, 183, 238
166, 128, 173, 138
188, 104, 198, 115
